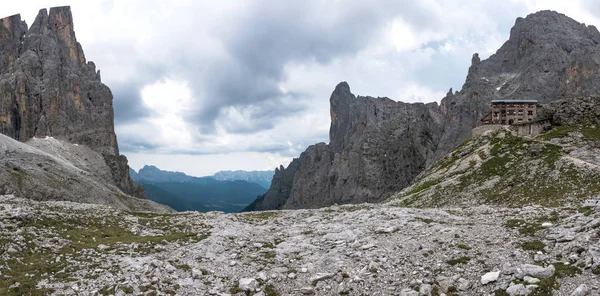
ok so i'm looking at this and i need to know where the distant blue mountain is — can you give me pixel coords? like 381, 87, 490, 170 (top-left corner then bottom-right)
211, 170, 274, 189
130, 165, 269, 213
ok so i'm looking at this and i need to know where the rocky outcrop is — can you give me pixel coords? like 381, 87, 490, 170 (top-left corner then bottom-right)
248, 10, 600, 211
248, 82, 444, 210
0, 7, 143, 198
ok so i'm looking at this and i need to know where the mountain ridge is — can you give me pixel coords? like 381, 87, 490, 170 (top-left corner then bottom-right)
246, 10, 600, 211
0, 7, 144, 200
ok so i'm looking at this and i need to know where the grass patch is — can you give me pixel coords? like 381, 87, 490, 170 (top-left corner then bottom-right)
578, 206, 595, 216
505, 219, 543, 236
446, 256, 471, 266
518, 240, 546, 252
404, 179, 442, 196
457, 243, 471, 250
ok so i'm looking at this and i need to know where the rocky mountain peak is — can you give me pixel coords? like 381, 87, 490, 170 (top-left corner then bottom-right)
248, 10, 600, 211
0, 6, 144, 199
329, 81, 354, 152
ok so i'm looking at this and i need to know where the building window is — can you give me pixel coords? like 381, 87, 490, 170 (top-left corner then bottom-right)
528, 110, 533, 115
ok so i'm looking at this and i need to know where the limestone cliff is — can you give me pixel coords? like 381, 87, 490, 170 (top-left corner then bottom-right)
247, 10, 600, 211
0, 7, 144, 198
248, 82, 444, 210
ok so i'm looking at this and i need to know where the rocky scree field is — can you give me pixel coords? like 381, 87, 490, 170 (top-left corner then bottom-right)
0, 194, 599, 295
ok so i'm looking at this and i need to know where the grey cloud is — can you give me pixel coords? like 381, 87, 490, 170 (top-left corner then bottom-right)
181, 1, 419, 132
111, 83, 152, 124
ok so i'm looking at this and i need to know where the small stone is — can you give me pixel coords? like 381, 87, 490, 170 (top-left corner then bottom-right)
230, 260, 237, 266
258, 272, 267, 281
97, 244, 109, 251
534, 254, 549, 262
191, 268, 202, 279
300, 267, 308, 273
481, 271, 500, 285
435, 276, 454, 293
523, 276, 539, 284
253, 243, 263, 248
571, 284, 590, 296
541, 222, 553, 228
457, 278, 471, 291
400, 288, 419, 296
239, 278, 258, 292
6, 247, 17, 253
164, 264, 176, 273
375, 226, 397, 233
506, 284, 528, 295
288, 272, 296, 279
310, 273, 334, 284
419, 284, 432, 296
299, 286, 314, 294
360, 243, 376, 250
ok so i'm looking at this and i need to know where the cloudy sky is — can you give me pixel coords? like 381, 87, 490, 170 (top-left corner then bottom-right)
3, 0, 600, 177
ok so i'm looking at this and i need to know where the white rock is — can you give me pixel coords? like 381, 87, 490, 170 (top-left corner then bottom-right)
300, 267, 308, 273
299, 286, 315, 294
523, 276, 539, 284
541, 222, 553, 228
360, 243, 376, 250
239, 278, 259, 292
506, 284, 529, 295
97, 244, 109, 251
481, 271, 500, 285
288, 272, 296, 279
375, 226, 397, 233
571, 284, 590, 296
258, 272, 267, 281
230, 260, 237, 266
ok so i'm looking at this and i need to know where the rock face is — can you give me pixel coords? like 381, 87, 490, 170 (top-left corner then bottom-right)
248, 82, 444, 210
248, 10, 600, 211
0, 7, 143, 198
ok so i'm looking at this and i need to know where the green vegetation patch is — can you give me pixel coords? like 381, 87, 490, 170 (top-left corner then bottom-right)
518, 240, 546, 252
446, 256, 471, 266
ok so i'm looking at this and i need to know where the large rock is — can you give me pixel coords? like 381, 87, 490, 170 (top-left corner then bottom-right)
0, 7, 144, 199
247, 10, 600, 211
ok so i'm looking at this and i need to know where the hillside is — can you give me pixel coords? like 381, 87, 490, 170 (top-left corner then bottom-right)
247, 10, 600, 211
0, 134, 170, 212
392, 97, 600, 208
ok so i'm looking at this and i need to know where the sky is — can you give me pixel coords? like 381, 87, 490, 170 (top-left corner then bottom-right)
3, 0, 600, 177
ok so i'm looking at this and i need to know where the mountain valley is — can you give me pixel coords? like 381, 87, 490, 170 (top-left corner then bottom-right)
0, 6, 600, 296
